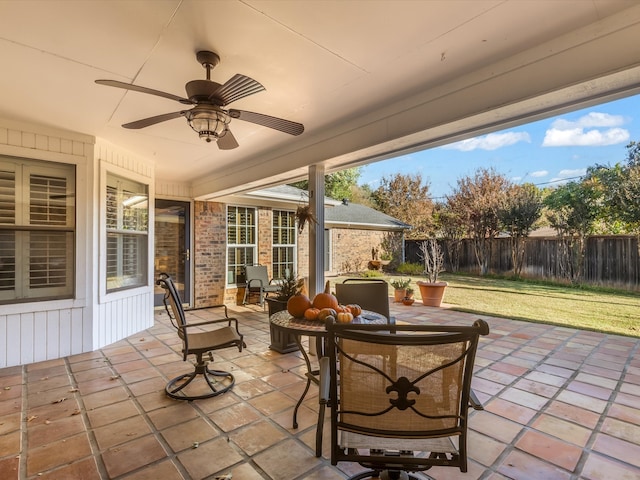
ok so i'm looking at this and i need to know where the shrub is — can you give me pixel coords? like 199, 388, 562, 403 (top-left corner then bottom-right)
361, 269, 384, 278
397, 262, 423, 275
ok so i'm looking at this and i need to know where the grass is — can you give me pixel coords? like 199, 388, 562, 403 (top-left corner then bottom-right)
330, 273, 640, 338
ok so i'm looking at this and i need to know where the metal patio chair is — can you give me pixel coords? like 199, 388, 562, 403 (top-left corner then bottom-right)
320, 319, 489, 479
157, 273, 244, 400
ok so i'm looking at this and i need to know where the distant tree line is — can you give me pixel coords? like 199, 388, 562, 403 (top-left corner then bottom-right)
295, 141, 640, 284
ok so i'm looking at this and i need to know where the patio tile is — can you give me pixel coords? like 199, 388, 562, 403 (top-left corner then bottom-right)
3, 303, 640, 479
161, 417, 219, 453
230, 418, 289, 455
545, 400, 601, 429
177, 436, 243, 479
102, 434, 167, 478
497, 450, 572, 479
600, 417, 640, 446
591, 433, 640, 468
26, 432, 92, 476
485, 398, 537, 425
531, 413, 592, 447
253, 439, 322, 480
580, 452, 640, 480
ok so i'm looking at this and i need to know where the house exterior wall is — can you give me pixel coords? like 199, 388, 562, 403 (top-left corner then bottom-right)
0, 119, 155, 368
330, 228, 402, 274
94, 141, 155, 350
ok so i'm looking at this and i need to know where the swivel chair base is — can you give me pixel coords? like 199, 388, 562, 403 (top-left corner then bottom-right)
165, 363, 235, 401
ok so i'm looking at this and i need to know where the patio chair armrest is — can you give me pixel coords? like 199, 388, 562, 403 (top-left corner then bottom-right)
181, 317, 240, 330
319, 356, 331, 404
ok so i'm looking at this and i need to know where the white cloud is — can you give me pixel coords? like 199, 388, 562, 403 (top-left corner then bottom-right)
558, 168, 586, 178
444, 131, 531, 151
530, 170, 548, 177
511, 176, 522, 182
543, 111, 629, 147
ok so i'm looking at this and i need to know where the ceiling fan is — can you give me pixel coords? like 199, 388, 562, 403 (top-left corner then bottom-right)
96, 50, 304, 149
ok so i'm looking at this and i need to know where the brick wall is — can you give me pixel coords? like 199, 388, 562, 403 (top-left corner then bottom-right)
192, 202, 396, 306
193, 201, 227, 307
331, 229, 403, 274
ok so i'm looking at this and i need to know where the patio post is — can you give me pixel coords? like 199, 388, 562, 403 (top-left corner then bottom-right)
308, 164, 325, 298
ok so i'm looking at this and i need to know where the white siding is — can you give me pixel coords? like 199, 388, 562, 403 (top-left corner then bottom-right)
0, 120, 157, 368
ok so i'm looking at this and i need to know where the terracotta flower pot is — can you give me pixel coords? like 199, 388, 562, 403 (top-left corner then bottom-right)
416, 281, 448, 307
393, 288, 407, 303
402, 297, 415, 306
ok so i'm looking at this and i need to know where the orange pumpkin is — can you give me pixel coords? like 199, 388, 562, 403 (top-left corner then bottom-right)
347, 304, 362, 317
312, 292, 339, 310
304, 307, 321, 320
287, 294, 312, 318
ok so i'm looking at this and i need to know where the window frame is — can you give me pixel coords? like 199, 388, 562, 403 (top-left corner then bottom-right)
0, 156, 76, 304
226, 205, 257, 286
100, 169, 153, 299
272, 209, 297, 280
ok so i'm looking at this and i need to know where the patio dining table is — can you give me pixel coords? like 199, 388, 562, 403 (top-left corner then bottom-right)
269, 309, 387, 456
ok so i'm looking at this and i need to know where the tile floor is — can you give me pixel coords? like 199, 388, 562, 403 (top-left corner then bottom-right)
1, 301, 640, 479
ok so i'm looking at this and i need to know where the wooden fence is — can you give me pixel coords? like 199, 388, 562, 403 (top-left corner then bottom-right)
405, 236, 640, 291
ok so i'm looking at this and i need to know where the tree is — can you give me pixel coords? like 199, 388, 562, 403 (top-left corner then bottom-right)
290, 167, 361, 201
498, 183, 543, 277
544, 179, 601, 283
446, 167, 510, 275
371, 173, 434, 239
433, 202, 465, 272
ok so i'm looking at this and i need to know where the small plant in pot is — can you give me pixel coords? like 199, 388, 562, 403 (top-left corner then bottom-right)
402, 286, 415, 306
266, 270, 305, 316
390, 277, 411, 303
266, 270, 305, 353
416, 238, 448, 307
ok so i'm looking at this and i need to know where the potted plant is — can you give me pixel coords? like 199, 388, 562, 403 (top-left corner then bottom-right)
266, 270, 305, 353
390, 278, 411, 302
402, 287, 415, 305
416, 238, 448, 307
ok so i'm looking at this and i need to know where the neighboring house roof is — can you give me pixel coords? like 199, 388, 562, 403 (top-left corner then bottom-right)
325, 200, 411, 232
234, 185, 410, 231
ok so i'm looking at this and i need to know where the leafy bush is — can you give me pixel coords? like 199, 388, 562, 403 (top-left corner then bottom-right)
361, 269, 384, 278
397, 262, 423, 275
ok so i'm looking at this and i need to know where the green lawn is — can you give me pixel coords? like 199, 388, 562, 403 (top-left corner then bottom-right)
329, 274, 640, 338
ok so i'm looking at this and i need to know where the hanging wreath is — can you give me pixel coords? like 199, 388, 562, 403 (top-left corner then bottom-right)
295, 204, 317, 233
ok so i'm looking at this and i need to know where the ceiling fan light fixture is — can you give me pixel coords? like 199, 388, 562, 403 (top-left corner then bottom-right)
186, 108, 230, 143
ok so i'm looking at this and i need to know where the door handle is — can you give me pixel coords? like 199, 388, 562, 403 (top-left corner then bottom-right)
185, 249, 190, 261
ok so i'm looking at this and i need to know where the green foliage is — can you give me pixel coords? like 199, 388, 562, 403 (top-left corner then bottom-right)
397, 262, 424, 275
360, 269, 384, 278
389, 277, 411, 289
371, 173, 434, 239
275, 270, 304, 300
499, 183, 543, 277
446, 167, 511, 275
290, 168, 361, 201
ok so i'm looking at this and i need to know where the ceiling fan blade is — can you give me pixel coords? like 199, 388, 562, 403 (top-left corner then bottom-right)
96, 79, 192, 105
210, 74, 265, 105
122, 111, 186, 129
229, 109, 304, 136
217, 128, 239, 150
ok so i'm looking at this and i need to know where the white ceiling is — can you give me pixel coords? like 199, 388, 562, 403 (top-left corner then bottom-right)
1, 0, 640, 199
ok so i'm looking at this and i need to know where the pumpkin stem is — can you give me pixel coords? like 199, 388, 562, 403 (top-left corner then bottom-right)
324, 280, 331, 294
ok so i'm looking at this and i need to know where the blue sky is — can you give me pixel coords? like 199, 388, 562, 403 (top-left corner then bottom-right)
359, 94, 640, 201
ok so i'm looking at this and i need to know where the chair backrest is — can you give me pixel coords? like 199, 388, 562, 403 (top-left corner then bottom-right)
157, 272, 187, 329
325, 319, 489, 472
245, 265, 270, 286
335, 279, 390, 321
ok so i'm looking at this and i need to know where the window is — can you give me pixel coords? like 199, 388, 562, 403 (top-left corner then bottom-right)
0, 156, 75, 304
106, 173, 148, 292
272, 209, 296, 279
227, 206, 256, 284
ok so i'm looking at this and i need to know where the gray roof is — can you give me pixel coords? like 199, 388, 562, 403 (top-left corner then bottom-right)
325, 201, 411, 231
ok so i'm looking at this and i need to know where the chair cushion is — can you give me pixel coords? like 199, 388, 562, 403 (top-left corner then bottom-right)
188, 327, 242, 352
